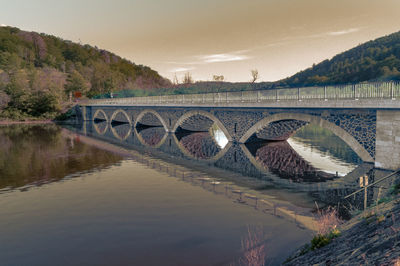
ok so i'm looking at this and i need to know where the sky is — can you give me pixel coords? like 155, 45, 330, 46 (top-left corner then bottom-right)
1, 0, 400, 82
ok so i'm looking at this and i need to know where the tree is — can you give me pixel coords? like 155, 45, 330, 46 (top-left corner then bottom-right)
213, 75, 224, 82
182, 72, 193, 84
251, 69, 259, 83
173, 73, 179, 85
65, 70, 89, 98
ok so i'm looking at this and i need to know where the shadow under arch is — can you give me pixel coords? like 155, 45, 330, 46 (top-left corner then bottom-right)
239, 112, 374, 163
135, 109, 169, 132
172, 133, 232, 163
134, 127, 168, 148
172, 110, 233, 142
110, 109, 132, 125
93, 109, 108, 122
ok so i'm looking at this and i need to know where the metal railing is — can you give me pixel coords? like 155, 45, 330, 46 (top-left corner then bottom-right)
86, 81, 400, 105
343, 169, 400, 210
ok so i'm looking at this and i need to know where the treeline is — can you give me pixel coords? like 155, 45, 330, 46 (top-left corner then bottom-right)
0, 26, 169, 119
278, 30, 400, 87
95, 81, 273, 98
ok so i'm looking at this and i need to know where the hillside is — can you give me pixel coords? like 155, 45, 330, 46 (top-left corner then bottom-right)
0, 26, 170, 119
278, 30, 400, 87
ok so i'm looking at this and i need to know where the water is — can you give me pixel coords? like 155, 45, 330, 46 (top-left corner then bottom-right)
0, 123, 367, 265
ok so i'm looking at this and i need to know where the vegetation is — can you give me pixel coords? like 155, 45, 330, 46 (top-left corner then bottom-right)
0, 26, 169, 119
278, 30, 400, 87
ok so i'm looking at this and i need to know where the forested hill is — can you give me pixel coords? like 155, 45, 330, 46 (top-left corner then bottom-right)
0, 26, 170, 119
279, 30, 400, 87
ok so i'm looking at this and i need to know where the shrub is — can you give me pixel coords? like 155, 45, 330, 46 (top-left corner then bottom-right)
240, 226, 266, 266
311, 235, 331, 250
315, 206, 342, 235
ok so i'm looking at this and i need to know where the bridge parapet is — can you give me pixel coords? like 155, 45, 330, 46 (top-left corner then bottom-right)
83, 81, 400, 109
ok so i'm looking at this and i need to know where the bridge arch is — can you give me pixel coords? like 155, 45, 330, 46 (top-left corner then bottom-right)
134, 127, 168, 148
110, 109, 132, 125
172, 133, 232, 163
93, 109, 108, 122
111, 123, 132, 141
173, 110, 233, 142
135, 109, 169, 132
93, 121, 109, 135
239, 112, 374, 163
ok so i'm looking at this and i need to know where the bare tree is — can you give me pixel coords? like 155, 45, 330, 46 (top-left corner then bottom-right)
213, 75, 224, 82
251, 69, 259, 83
182, 72, 193, 84
173, 73, 179, 85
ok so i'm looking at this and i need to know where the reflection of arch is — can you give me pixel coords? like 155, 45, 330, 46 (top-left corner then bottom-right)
173, 133, 232, 163
134, 127, 168, 148
173, 110, 233, 141
135, 109, 169, 132
93, 109, 108, 122
239, 113, 374, 162
110, 109, 132, 125
93, 121, 109, 135
111, 123, 132, 141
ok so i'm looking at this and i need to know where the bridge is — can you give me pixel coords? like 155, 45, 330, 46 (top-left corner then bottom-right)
77, 81, 400, 170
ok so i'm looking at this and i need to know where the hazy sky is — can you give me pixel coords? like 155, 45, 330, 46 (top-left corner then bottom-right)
1, 0, 400, 82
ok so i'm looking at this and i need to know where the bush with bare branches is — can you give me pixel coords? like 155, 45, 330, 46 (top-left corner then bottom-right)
314, 206, 342, 235
240, 226, 266, 266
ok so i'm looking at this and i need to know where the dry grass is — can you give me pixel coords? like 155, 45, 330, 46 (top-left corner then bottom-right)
314, 205, 342, 235
240, 226, 267, 266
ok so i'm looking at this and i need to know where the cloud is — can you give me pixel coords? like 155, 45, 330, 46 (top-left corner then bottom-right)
327, 28, 360, 36
200, 53, 250, 63
169, 67, 195, 73
0, 24, 7, 27
163, 50, 251, 67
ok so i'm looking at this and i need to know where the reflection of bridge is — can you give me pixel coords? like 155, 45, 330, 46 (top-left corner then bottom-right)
78, 94, 400, 170
74, 119, 395, 214
76, 120, 371, 192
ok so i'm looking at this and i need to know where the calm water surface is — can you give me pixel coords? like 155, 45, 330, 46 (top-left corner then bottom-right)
0, 123, 364, 265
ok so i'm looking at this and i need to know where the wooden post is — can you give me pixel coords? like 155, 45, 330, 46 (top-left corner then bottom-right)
276, 90, 279, 101
324, 86, 327, 101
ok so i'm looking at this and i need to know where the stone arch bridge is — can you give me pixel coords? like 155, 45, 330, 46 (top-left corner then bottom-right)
77, 103, 400, 170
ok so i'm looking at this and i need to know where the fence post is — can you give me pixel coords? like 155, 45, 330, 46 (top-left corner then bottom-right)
297, 87, 300, 101
257, 91, 260, 102
391, 81, 394, 100
241, 91, 244, 102
276, 90, 279, 102
324, 86, 327, 101
226, 91, 228, 103
353, 84, 358, 100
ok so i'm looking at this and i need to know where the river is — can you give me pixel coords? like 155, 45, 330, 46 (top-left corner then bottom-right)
0, 122, 367, 265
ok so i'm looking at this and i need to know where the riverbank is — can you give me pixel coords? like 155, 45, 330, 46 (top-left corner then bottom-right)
284, 197, 400, 265
0, 120, 54, 125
